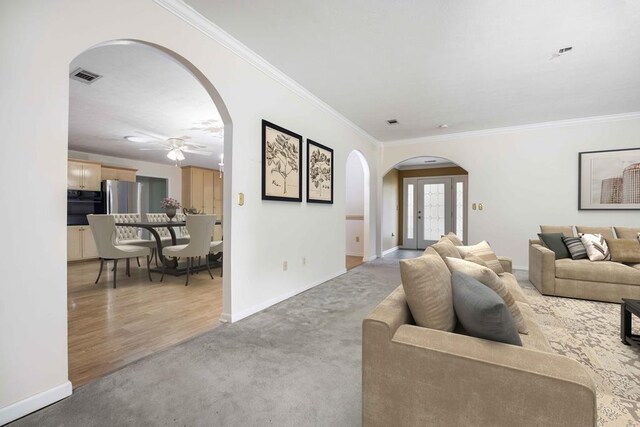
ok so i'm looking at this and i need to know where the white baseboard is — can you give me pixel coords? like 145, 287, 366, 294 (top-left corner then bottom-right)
513, 266, 528, 272
364, 255, 377, 262
219, 313, 231, 323
346, 251, 364, 257
0, 381, 72, 425
382, 246, 399, 256
226, 269, 347, 323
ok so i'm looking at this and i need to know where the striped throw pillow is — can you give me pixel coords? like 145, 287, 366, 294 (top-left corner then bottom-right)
562, 236, 588, 260
579, 233, 611, 261
456, 240, 504, 274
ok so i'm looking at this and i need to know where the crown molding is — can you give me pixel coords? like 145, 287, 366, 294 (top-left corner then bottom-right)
384, 111, 640, 147
153, 0, 380, 147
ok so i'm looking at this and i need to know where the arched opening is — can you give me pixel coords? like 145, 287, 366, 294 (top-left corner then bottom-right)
66, 40, 232, 388
381, 156, 468, 258
345, 150, 371, 269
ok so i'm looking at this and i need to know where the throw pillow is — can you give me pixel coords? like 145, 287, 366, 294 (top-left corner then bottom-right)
451, 271, 522, 346
606, 238, 640, 263
562, 236, 588, 260
400, 254, 456, 332
456, 241, 504, 275
441, 232, 463, 246
580, 233, 611, 261
428, 238, 461, 261
613, 227, 640, 240
537, 233, 570, 259
445, 257, 528, 334
462, 254, 488, 268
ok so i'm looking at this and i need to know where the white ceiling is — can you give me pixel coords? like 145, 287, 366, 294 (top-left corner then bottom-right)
395, 156, 457, 170
185, 0, 640, 142
69, 42, 223, 168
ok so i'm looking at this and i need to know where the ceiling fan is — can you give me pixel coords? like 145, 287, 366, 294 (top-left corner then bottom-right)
124, 132, 213, 164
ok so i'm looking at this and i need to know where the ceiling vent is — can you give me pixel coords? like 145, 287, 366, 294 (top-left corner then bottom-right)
387, 119, 398, 125
69, 67, 102, 85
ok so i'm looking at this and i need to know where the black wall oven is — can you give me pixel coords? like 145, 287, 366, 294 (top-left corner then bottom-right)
67, 190, 104, 225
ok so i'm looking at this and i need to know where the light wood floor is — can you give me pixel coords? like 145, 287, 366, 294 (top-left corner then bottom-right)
67, 258, 222, 388
345, 256, 364, 270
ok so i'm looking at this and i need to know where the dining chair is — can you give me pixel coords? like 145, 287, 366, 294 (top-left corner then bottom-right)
87, 214, 153, 288
144, 212, 189, 265
175, 212, 191, 244
112, 213, 156, 266
161, 214, 216, 286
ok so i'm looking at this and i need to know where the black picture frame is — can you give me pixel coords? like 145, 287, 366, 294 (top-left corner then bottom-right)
262, 120, 303, 202
578, 147, 640, 210
306, 139, 334, 204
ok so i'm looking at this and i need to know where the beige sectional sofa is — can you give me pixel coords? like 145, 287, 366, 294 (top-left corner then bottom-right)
529, 226, 640, 303
363, 253, 596, 426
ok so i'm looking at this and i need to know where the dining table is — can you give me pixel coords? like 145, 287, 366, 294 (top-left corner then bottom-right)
116, 219, 222, 276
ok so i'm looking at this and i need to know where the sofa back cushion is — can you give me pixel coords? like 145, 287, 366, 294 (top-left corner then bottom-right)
441, 232, 463, 246
451, 271, 522, 346
576, 226, 615, 240
399, 254, 456, 332
606, 238, 640, 263
614, 227, 640, 240
456, 240, 504, 274
428, 238, 461, 261
540, 225, 574, 237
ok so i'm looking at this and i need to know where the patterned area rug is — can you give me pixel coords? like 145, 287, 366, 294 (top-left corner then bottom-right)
515, 272, 640, 426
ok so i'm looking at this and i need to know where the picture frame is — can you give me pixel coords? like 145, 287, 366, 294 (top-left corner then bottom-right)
262, 120, 303, 202
578, 148, 640, 210
306, 139, 334, 204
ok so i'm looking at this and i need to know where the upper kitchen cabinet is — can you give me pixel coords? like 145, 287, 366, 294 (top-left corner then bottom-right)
101, 166, 137, 182
182, 166, 220, 215
68, 159, 102, 191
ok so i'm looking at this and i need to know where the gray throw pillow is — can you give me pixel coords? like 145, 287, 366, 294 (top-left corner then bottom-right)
451, 271, 522, 346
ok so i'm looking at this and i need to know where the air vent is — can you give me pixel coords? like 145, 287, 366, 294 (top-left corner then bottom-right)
387, 119, 398, 125
70, 67, 102, 85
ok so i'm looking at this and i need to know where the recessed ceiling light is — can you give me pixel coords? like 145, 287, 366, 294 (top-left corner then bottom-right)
124, 136, 147, 143
387, 119, 398, 125
439, 124, 449, 129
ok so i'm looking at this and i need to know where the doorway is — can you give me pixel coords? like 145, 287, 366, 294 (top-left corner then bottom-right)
345, 150, 371, 269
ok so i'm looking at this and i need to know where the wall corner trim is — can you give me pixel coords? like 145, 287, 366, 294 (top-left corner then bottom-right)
382, 246, 399, 256
153, 0, 380, 148
0, 381, 72, 425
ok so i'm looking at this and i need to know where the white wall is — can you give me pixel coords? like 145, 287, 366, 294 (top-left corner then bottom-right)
345, 152, 365, 256
0, 0, 378, 421
382, 169, 399, 252
68, 150, 182, 201
382, 115, 640, 268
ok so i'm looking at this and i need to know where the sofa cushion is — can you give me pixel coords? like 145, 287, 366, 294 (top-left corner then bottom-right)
538, 233, 570, 259
614, 227, 640, 240
606, 238, 640, 263
462, 253, 488, 268
456, 240, 504, 274
555, 259, 640, 286
580, 233, 611, 261
441, 232, 463, 246
451, 271, 522, 346
428, 238, 461, 261
517, 302, 553, 353
576, 226, 615, 239
562, 236, 588, 260
445, 257, 528, 334
499, 272, 529, 304
400, 254, 456, 332
540, 225, 574, 237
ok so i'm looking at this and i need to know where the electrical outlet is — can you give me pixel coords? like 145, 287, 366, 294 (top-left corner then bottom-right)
283, 261, 288, 271
302, 257, 306, 266
356, 236, 360, 243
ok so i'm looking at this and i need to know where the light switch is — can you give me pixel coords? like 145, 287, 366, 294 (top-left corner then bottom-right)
479, 203, 484, 211
238, 192, 245, 206
472, 203, 477, 210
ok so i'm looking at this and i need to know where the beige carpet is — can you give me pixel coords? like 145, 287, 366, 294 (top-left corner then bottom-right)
516, 273, 640, 426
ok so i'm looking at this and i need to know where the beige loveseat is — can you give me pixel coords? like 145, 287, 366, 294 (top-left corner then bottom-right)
529, 226, 640, 303
363, 256, 596, 426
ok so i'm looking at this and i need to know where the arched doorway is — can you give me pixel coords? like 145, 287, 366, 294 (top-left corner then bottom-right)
66, 39, 232, 387
381, 156, 468, 256
345, 150, 371, 269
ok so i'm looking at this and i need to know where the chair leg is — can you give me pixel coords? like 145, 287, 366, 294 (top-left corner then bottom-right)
113, 259, 118, 289
136, 256, 141, 267
146, 255, 153, 282
206, 255, 214, 280
185, 257, 190, 286
126, 258, 131, 277
160, 258, 166, 283
154, 248, 159, 267
95, 259, 105, 284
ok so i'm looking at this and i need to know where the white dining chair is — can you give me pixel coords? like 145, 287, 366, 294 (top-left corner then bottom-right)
112, 213, 156, 266
88, 214, 153, 288
161, 214, 216, 286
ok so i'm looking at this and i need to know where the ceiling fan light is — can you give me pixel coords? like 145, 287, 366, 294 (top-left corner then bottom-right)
176, 150, 185, 161
167, 149, 178, 161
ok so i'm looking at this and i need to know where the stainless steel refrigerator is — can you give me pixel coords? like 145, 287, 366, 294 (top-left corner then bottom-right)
102, 180, 142, 214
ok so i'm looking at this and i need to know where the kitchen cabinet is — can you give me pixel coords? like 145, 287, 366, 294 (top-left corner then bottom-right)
182, 167, 223, 240
101, 166, 137, 182
68, 226, 98, 261
68, 160, 102, 191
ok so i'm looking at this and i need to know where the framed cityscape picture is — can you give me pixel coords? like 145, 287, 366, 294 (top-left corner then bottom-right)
307, 139, 333, 204
262, 120, 302, 202
579, 148, 640, 210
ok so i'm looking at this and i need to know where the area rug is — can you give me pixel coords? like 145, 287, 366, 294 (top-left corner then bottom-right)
516, 272, 640, 427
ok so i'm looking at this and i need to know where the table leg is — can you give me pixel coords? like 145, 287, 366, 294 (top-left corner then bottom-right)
621, 302, 632, 345
147, 227, 177, 269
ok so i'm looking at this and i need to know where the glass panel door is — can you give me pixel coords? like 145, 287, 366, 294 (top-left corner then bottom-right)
403, 178, 418, 249
417, 178, 451, 249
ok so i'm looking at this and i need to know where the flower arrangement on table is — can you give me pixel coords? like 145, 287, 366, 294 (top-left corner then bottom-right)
160, 197, 181, 221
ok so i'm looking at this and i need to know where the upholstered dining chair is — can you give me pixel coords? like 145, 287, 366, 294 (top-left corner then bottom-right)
144, 212, 190, 264
112, 213, 156, 267
161, 214, 216, 286
87, 214, 153, 288
175, 212, 191, 244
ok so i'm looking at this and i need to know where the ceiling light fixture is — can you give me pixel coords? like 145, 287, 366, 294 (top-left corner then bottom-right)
124, 135, 148, 143
438, 124, 449, 129
218, 153, 224, 177
387, 119, 398, 125
167, 148, 185, 162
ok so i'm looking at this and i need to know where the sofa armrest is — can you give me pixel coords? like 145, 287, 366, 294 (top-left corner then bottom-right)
529, 243, 556, 295
497, 255, 512, 273
363, 324, 596, 427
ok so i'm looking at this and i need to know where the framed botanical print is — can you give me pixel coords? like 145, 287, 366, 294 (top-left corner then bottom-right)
306, 139, 333, 204
579, 148, 640, 210
262, 120, 302, 202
